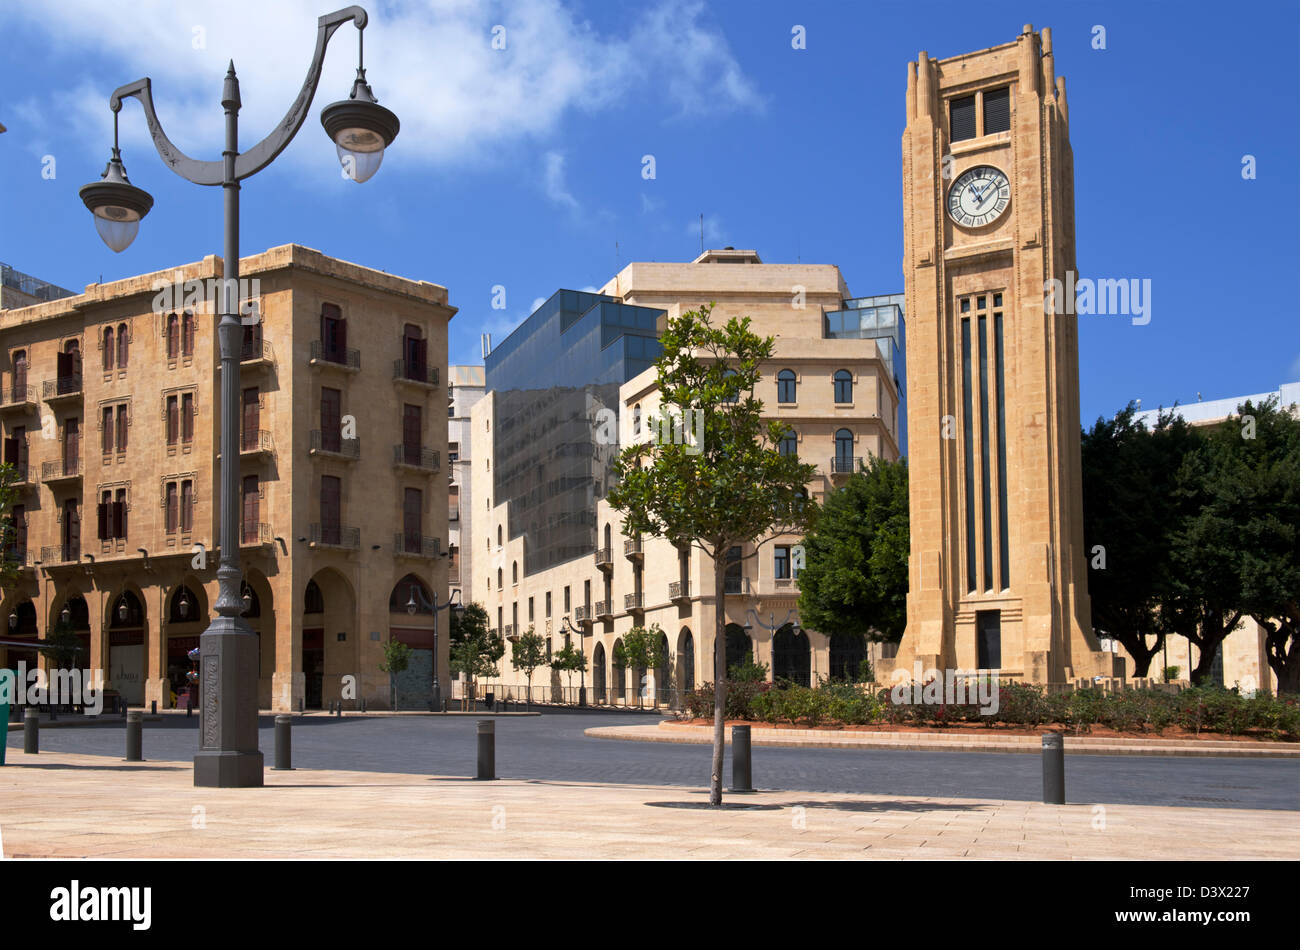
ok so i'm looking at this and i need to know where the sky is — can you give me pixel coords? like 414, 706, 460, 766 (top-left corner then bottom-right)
1, 0, 1297, 431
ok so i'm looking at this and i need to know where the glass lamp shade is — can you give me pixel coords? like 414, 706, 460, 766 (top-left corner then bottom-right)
320, 77, 399, 185
80, 150, 153, 253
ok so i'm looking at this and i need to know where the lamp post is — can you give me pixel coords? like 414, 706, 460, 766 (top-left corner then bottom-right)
407, 585, 462, 712
80, 6, 399, 788
560, 616, 586, 706
743, 607, 801, 683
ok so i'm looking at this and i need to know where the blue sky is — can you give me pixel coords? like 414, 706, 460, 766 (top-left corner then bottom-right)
2, 0, 1297, 430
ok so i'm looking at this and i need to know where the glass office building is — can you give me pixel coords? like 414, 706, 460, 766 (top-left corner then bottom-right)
485, 290, 663, 576
824, 293, 907, 454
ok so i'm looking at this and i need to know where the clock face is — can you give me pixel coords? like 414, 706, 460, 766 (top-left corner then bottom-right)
947, 165, 1010, 228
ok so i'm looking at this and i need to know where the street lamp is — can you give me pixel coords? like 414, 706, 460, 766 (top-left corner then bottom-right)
407, 583, 462, 711
743, 607, 801, 682
80, 6, 398, 788
117, 598, 129, 624
560, 616, 586, 706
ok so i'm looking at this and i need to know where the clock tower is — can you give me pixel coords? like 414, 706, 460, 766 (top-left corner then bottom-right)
889, 25, 1121, 685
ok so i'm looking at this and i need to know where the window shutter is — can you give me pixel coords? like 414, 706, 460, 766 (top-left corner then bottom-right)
57, 351, 71, 379
97, 502, 109, 541
950, 94, 976, 142
117, 406, 128, 452
182, 394, 194, 442
113, 500, 125, 539
4, 437, 18, 466
982, 87, 1010, 134
338, 318, 348, 354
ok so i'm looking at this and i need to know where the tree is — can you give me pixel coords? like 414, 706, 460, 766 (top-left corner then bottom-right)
796, 456, 909, 652
449, 602, 504, 710
509, 626, 549, 707
550, 641, 588, 700
0, 462, 23, 593
1198, 398, 1300, 693
613, 624, 667, 707
607, 304, 816, 805
379, 638, 413, 711
1080, 405, 1199, 677
39, 618, 86, 671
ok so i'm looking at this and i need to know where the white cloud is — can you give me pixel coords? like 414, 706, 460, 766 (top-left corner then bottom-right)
1289, 349, 1300, 380
12, 0, 761, 175
686, 213, 725, 246
640, 193, 663, 214
542, 151, 579, 209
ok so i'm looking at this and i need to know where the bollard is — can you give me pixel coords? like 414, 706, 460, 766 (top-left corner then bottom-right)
731, 724, 754, 792
1042, 733, 1065, 804
125, 710, 143, 762
186, 700, 192, 718
151, 700, 157, 716
476, 720, 496, 780
273, 715, 294, 770
23, 707, 39, 754
120, 701, 126, 719
298, 697, 305, 714
360, 698, 366, 714
50, 703, 58, 722
335, 702, 342, 718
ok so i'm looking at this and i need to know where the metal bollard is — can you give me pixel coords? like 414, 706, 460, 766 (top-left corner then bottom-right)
50, 703, 58, 722
298, 697, 305, 714
476, 720, 496, 780
731, 724, 753, 792
360, 698, 366, 714
1042, 733, 1065, 804
273, 715, 293, 770
186, 700, 192, 718
125, 710, 143, 762
335, 702, 342, 718
23, 707, 39, 754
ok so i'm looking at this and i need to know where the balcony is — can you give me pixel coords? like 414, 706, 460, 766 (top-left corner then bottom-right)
394, 532, 440, 559
594, 546, 613, 571
43, 376, 83, 403
6, 463, 33, 489
831, 455, 861, 477
41, 458, 81, 484
39, 544, 78, 565
624, 592, 644, 612
502, 624, 516, 639
310, 430, 359, 460
2, 547, 33, 571
624, 536, 643, 559
669, 580, 690, 602
240, 522, 273, 548
0, 384, 36, 413
724, 576, 751, 596
393, 359, 439, 389
595, 599, 613, 619
308, 522, 360, 550
392, 444, 439, 473
573, 604, 591, 624
241, 429, 275, 458
240, 337, 274, 368
308, 340, 360, 372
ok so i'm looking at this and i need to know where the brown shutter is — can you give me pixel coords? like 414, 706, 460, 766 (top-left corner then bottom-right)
182, 393, 194, 443
167, 315, 178, 358
116, 405, 128, 452
97, 499, 109, 541
102, 407, 114, 455
117, 325, 129, 368
338, 317, 347, 355
64, 418, 79, 471
242, 475, 258, 542
320, 476, 340, 544
403, 404, 421, 463
57, 351, 71, 379
321, 388, 341, 452
113, 500, 125, 539
103, 327, 114, 371
167, 397, 178, 444
403, 487, 422, 552
181, 481, 193, 533
416, 338, 428, 379
3, 437, 17, 466
166, 483, 178, 533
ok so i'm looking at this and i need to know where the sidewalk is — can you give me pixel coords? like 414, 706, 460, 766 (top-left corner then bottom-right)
0, 750, 1295, 859
584, 722, 1300, 758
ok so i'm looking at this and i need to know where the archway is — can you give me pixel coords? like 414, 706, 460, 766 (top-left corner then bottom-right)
48, 591, 91, 688
592, 642, 607, 704
3, 598, 39, 675
773, 624, 811, 687
303, 568, 355, 710
165, 580, 209, 709
829, 632, 867, 682
611, 637, 626, 704
656, 630, 671, 707
724, 623, 752, 675
676, 627, 695, 695
242, 568, 274, 708
107, 587, 146, 705
388, 573, 436, 709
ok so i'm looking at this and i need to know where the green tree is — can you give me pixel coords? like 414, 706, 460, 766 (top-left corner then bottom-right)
0, 462, 23, 592
614, 624, 667, 707
607, 304, 816, 805
550, 641, 588, 700
1198, 398, 1300, 693
1081, 405, 1199, 677
379, 638, 413, 711
796, 456, 909, 650
449, 602, 504, 710
509, 626, 549, 707
39, 618, 86, 671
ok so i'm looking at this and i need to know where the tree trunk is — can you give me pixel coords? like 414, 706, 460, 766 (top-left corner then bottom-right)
710, 547, 727, 806
1262, 616, 1300, 696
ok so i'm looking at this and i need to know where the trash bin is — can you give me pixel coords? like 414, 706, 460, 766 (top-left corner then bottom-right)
0, 669, 13, 766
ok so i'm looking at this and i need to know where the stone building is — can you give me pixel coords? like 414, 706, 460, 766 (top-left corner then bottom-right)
885, 25, 1119, 686
0, 244, 454, 712
466, 249, 904, 704
447, 365, 485, 606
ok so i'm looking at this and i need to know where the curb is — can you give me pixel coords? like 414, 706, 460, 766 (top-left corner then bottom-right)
583, 724, 1300, 758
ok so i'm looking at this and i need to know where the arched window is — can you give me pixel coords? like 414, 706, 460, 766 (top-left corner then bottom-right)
13, 349, 27, 392
303, 580, 324, 614
389, 574, 432, 614
833, 369, 853, 404
166, 314, 180, 359
117, 323, 129, 368
497, 525, 502, 548
835, 428, 855, 472
497, 567, 503, 589
776, 369, 796, 403
102, 326, 115, 371
633, 404, 641, 436
512, 561, 518, 584
181, 311, 195, 357
724, 624, 752, 673
778, 429, 797, 457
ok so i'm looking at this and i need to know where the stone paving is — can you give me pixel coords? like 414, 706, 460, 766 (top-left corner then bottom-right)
1, 750, 1296, 860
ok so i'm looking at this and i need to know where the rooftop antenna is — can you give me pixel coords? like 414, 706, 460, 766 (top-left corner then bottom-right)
700, 213, 704, 255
